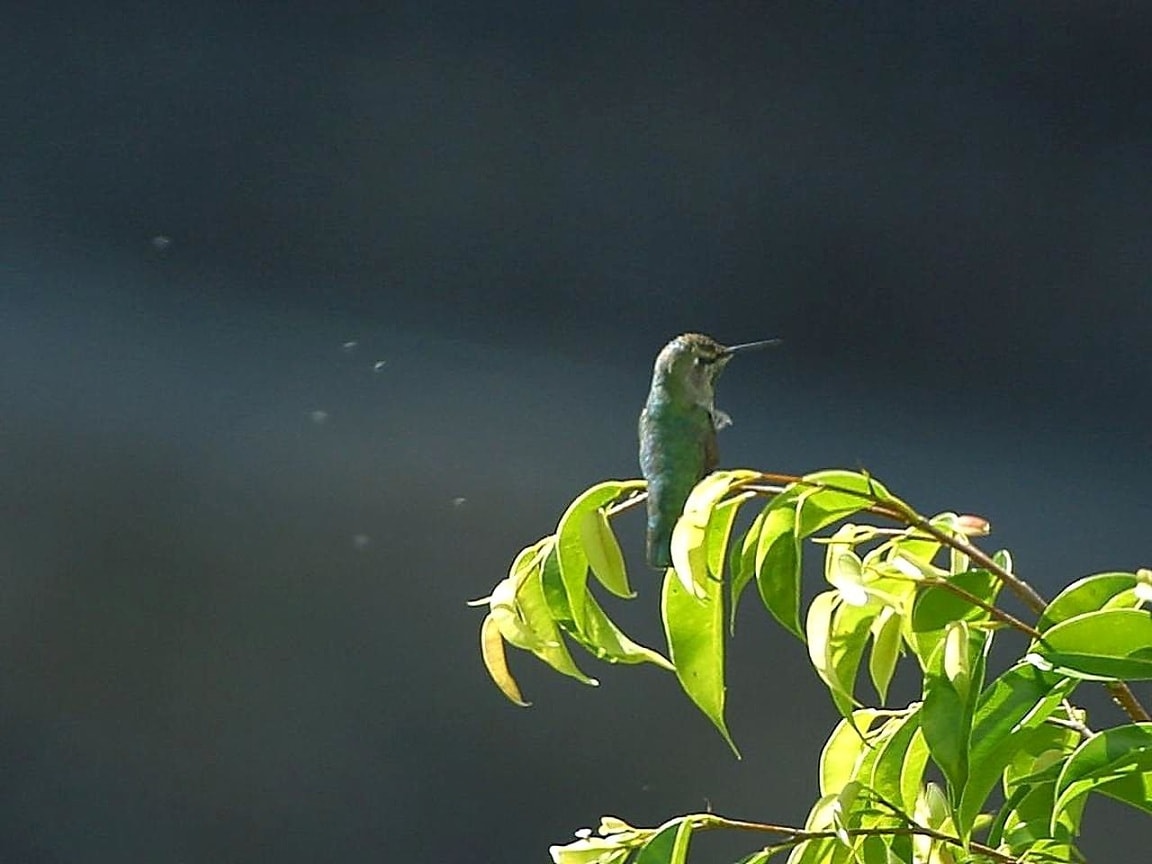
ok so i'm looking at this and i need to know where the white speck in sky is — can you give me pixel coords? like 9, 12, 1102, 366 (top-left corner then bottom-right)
310, 410, 329, 425
373, 360, 387, 371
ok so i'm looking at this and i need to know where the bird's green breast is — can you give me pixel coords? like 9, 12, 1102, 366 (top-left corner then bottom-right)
639, 391, 717, 566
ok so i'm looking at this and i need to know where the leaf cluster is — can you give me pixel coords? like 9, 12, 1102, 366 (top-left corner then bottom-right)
473, 470, 1152, 863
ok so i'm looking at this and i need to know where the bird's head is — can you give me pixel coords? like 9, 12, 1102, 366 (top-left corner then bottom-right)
652, 333, 779, 404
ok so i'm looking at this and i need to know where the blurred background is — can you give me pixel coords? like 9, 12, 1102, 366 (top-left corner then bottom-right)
2, 2, 1151, 860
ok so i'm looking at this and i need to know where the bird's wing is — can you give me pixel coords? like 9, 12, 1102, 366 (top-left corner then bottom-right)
702, 425, 719, 474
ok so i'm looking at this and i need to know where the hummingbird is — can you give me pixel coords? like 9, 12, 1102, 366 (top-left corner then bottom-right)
638, 333, 780, 568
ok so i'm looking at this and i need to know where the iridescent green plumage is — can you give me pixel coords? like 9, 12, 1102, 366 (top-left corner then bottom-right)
638, 333, 778, 568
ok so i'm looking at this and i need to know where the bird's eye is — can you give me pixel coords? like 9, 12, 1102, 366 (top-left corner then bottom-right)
693, 356, 705, 367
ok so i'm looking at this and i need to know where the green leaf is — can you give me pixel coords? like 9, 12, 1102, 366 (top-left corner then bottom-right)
907, 569, 1000, 668
921, 622, 990, 797
1037, 572, 1141, 632
488, 539, 556, 652
806, 591, 877, 722
793, 470, 891, 538
671, 470, 758, 597
556, 480, 645, 629
730, 507, 767, 634
879, 515, 952, 571
996, 721, 1084, 848
820, 710, 883, 795
854, 834, 896, 864
785, 836, 839, 864
516, 557, 600, 687
956, 664, 1075, 842
633, 818, 684, 864
1017, 839, 1080, 864
541, 544, 578, 630
480, 613, 529, 706
1031, 609, 1152, 681
1000, 776, 1084, 851
826, 544, 868, 607
548, 833, 633, 864
1052, 722, 1152, 831
668, 817, 693, 864
669, 512, 710, 600
830, 780, 862, 846
868, 710, 928, 816
756, 504, 804, 640
909, 569, 1001, 632
868, 607, 902, 703
662, 567, 738, 755
707, 491, 755, 580
1001, 721, 1077, 792
573, 589, 673, 669
581, 507, 633, 599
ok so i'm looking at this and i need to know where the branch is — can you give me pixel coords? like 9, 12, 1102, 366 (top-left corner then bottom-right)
692, 813, 1029, 864
610, 471, 1150, 723
918, 575, 1045, 641
889, 501, 1151, 724
739, 472, 1152, 724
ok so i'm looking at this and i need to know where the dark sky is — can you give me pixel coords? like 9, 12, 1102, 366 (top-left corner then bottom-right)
3, 3, 1152, 861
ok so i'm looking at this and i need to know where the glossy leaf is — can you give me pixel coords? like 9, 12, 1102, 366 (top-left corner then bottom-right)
820, 710, 882, 795
671, 470, 758, 596
1031, 609, 1152, 681
1018, 839, 1079, 863
668, 817, 693, 864
1052, 722, 1152, 830
633, 819, 684, 864
555, 481, 644, 628
956, 664, 1074, 841
921, 622, 990, 796
1037, 572, 1141, 632
662, 567, 738, 754
785, 836, 839, 864
995, 722, 1084, 849
756, 505, 804, 640
480, 613, 529, 706
793, 470, 891, 538
540, 544, 578, 631
806, 591, 876, 721
907, 569, 1000, 668
707, 491, 755, 579
868, 606, 902, 703
516, 557, 599, 687
581, 507, 633, 599
868, 710, 928, 815
669, 513, 710, 599
827, 546, 868, 607
490, 540, 554, 651
730, 507, 767, 633
548, 833, 632, 864
575, 588, 673, 669
830, 780, 862, 845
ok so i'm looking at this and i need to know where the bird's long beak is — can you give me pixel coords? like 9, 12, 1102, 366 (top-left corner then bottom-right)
723, 338, 782, 355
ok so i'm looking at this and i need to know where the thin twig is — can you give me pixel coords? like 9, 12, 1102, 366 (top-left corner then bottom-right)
890, 503, 1150, 723
919, 576, 1046, 641
1047, 712, 1095, 740
694, 813, 1027, 864
738, 472, 1152, 724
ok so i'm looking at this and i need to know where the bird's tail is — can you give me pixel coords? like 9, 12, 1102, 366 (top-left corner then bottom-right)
646, 521, 673, 569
